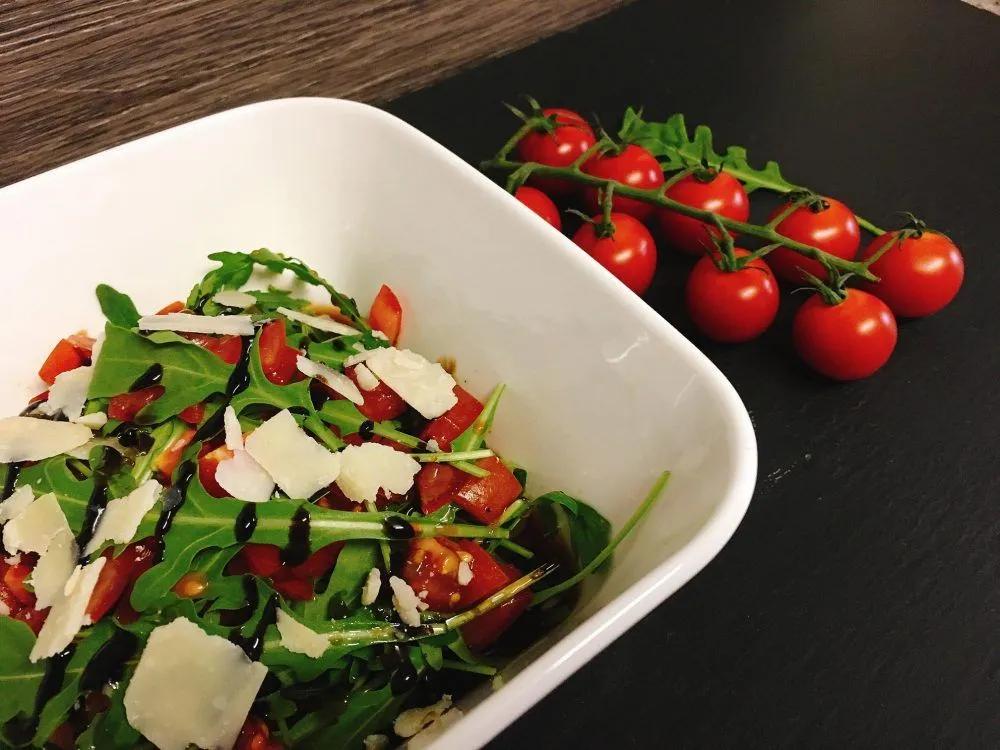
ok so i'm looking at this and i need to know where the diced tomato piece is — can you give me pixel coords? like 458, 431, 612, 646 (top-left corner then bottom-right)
402, 538, 465, 612
288, 542, 344, 579
335, 367, 407, 422
47, 722, 76, 750
198, 443, 234, 498
3, 560, 36, 607
108, 385, 164, 422
459, 557, 529, 650
417, 463, 463, 514
453, 540, 512, 605
11, 605, 49, 635
0, 579, 22, 615
420, 387, 483, 450
454, 456, 522, 525
182, 333, 243, 365
461, 588, 531, 651
157, 301, 185, 314
155, 428, 196, 479
86, 539, 161, 622
239, 543, 284, 578
39, 339, 84, 384
259, 320, 299, 385
368, 285, 403, 344
270, 571, 315, 601
236, 716, 284, 750
178, 402, 206, 425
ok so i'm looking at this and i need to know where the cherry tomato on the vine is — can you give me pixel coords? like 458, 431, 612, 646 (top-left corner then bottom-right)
859, 230, 964, 318
582, 144, 665, 221
516, 108, 596, 198
685, 249, 779, 343
514, 186, 562, 230
658, 170, 750, 256
572, 212, 658, 295
766, 197, 861, 283
793, 288, 897, 381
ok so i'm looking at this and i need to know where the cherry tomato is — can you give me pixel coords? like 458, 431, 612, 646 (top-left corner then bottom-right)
336, 366, 407, 422
155, 428, 196, 479
11, 606, 48, 635
658, 170, 750, 256
402, 538, 465, 611
416, 463, 463, 514
766, 197, 861, 283
182, 332, 244, 364
458, 554, 529, 650
685, 249, 780, 343
453, 540, 511, 604
287, 542, 345, 579
157, 301, 186, 314
198, 443, 234, 498
87, 538, 160, 622
516, 108, 597, 197
236, 716, 284, 750
859, 230, 964, 318
793, 288, 897, 381
107, 385, 164, 423
420, 386, 483, 450
3, 559, 36, 607
582, 144, 665, 220
38, 339, 86, 384
461, 589, 531, 652
178, 402, 206, 426
572, 212, 658, 295
258, 320, 299, 385
454, 455, 522, 525
514, 186, 562, 230
368, 285, 403, 344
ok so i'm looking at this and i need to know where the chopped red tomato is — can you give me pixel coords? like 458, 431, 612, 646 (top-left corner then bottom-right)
11, 606, 49, 635
269, 572, 316, 601
198, 443, 234, 498
3, 558, 36, 607
87, 538, 161, 623
368, 284, 403, 344
259, 320, 299, 385
38, 339, 85, 384
0, 556, 51, 634
235, 541, 342, 602
239, 543, 283, 578
461, 587, 531, 651
178, 402, 206, 425
420, 386, 483, 450
288, 542, 345, 579
334, 366, 407, 422
452, 540, 511, 604
155, 428, 196, 479
454, 456, 522, 525
65, 332, 95, 354
236, 716, 284, 750
157, 301, 185, 314
402, 538, 466, 611
182, 332, 243, 365
108, 385, 164, 422
416, 463, 463, 514
341, 431, 411, 454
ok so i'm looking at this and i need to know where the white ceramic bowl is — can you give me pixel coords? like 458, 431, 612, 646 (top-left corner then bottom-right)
0, 98, 756, 749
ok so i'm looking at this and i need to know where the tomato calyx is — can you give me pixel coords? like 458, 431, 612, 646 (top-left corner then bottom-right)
798, 268, 851, 306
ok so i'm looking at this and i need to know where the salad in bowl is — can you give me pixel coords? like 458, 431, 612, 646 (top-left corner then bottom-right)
0, 250, 666, 750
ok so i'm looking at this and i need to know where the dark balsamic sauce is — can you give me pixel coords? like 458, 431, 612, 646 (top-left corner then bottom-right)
220, 576, 259, 627
395, 407, 429, 437
234, 504, 258, 543
280, 507, 311, 565
382, 516, 416, 540
129, 363, 164, 391
390, 660, 419, 695
358, 420, 375, 441
6, 645, 77, 742
229, 592, 278, 661
116, 426, 154, 453
75, 447, 122, 562
155, 460, 196, 537
309, 382, 331, 411
193, 337, 254, 443
80, 629, 139, 691
2, 462, 22, 501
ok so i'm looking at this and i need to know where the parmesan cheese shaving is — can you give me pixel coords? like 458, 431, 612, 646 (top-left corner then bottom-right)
335, 443, 420, 505
215, 450, 275, 503
0, 417, 92, 462
244, 410, 340, 499
364, 348, 457, 419
388, 576, 428, 628
2, 492, 71, 555
84, 479, 161, 555
276, 306, 360, 336
30, 529, 78, 609
296, 355, 364, 405
353, 362, 380, 391
361, 567, 381, 606
137, 312, 254, 336
275, 610, 330, 658
394, 695, 455, 738
39, 366, 93, 421
0, 485, 34, 524
30, 557, 106, 662
212, 290, 257, 308
223, 405, 243, 451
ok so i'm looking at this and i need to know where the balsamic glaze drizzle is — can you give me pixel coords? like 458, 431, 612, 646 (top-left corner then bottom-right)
116, 426, 154, 453
230, 592, 279, 661
129, 363, 164, 391
390, 659, 420, 695
4, 644, 80, 740
80, 629, 139, 692
155, 460, 196, 537
2, 462, 22, 501
75, 447, 123, 562
382, 516, 416, 540
234, 504, 258, 543
358, 420, 375, 441
193, 336, 254, 443
281, 507, 311, 565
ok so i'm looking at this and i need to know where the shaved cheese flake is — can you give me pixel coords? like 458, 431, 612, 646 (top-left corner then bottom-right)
457, 560, 473, 586
389, 576, 428, 628
223, 405, 243, 450
275, 610, 329, 658
74, 411, 108, 430
363, 735, 389, 750
296, 355, 364, 405
354, 363, 380, 391
39, 366, 93, 421
365, 348, 457, 419
394, 695, 455, 738
424, 439, 441, 453
3, 492, 71, 555
212, 290, 257, 308
372, 330, 390, 342
84, 479, 161, 555
89, 333, 105, 368
408, 706, 464, 750
30, 557, 106, 662
124, 617, 268, 750
215, 450, 275, 503
0, 417, 92, 462
31, 529, 78, 609
361, 567, 381, 606
137, 312, 254, 336
277, 306, 360, 336
336, 443, 420, 505
0, 485, 34, 524
344, 348, 379, 367
0, 601, 8, 617
244, 410, 340, 499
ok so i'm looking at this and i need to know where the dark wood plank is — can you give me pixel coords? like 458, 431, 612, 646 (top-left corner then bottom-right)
0, 0, 622, 186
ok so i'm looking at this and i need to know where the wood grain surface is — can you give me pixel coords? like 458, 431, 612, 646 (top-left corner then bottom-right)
0, 0, 622, 187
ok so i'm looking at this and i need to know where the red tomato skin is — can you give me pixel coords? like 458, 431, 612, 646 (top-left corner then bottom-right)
452, 540, 511, 604
39, 339, 85, 384
402, 538, 465, 611
178, 402, 206, 425
288, 542, 345, 579
793, 289, 898, 381
240, 543, 284, 578
108, 386, 165, 423
416, 463, 463, 514
766, 198, 861, 283
198, 444, 234, 498
339, 366, 407, 422
685, 250, 780, 342
572, 213, 658, 295
236, 716, 284, 750
182, 333, 244, 365
155, 428, 196, 479
420, 387, 483, 449
368, 285, 403, 344
270, 572, 315, 601
3, 560, 36, 607
658, 171, 750, 256
582, 144, 665, 220
87, 538, 160, 622
514, 186, 562, 230
461, 589, 531, 651
258, 320, 299, 385
157, 301, 185, 315
859, 231, 965, 318
516, 108, 597, 197
454, 456, 522, 525
12, 606, 49, 635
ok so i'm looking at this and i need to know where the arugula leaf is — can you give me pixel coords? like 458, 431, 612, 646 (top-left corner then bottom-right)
322, 541, 379, 609
18, 455, 95, 532
229, 329, 313, 416
74, 676, 140, 750
297, 683, 410, 750
186, 251, 256, 309
621, 108, 801, 194
248, 287, 308, 313
88, 324, 233, 424
536, 491, 612, 572
95, 284, 140, 328
0, 618, 41, 729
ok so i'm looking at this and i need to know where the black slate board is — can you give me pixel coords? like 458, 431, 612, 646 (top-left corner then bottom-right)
386, 0, 1000, 746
